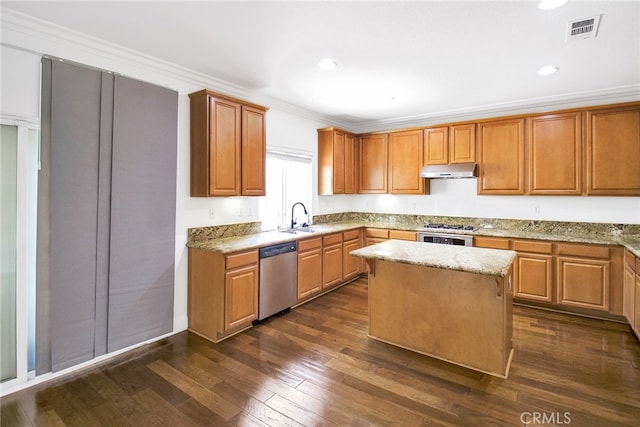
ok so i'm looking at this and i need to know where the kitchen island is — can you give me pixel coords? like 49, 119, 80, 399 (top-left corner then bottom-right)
350, 240, 517, 378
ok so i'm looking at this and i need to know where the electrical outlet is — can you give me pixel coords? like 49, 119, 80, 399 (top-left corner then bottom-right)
238, 208, 244, 217
533, 205, 541, 214
208, 208, 215, 220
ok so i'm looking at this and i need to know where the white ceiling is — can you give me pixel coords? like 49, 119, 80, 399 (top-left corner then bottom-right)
3, 1, 640, 129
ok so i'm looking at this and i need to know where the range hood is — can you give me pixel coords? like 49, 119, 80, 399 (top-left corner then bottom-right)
420, 163, 477, 179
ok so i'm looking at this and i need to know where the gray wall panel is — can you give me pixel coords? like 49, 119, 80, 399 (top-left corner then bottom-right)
36, 57, 52, 375
107, 75, 177, 351
49, 60, 101, 371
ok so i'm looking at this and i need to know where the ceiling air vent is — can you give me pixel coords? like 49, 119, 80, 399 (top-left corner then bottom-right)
567, 15, 601, 42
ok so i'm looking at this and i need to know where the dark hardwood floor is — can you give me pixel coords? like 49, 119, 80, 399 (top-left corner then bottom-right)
2, 277, 640, 426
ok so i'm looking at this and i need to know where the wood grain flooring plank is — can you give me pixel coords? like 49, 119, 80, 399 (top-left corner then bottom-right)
132, 388, 203, 427
146, 359, 241, 421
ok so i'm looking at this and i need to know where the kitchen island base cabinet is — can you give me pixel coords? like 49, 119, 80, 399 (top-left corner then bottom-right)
367, 260, 514, 378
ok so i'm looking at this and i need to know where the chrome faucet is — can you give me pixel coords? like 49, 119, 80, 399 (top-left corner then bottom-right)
290, 202, 308, 229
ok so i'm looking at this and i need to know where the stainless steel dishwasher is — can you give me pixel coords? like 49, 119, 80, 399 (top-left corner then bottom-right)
258, 241, 298, 320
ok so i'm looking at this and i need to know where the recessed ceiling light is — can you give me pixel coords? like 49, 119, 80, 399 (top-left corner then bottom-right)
538, 0, 569, 10
318, 58, 337, 70
537, 65, 559, 76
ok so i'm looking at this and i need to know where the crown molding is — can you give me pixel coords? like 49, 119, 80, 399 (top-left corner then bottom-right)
349, 85, 640, 134
0, 7, 336, 126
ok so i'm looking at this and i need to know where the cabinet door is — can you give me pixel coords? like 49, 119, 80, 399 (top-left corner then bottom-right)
424, 127, 449, 165
343, 237, 363, 280
450, 124, 476, 164
515, 253, 554, 302
389, 130, 426, 194
297, 247, 322, 301
557, 256, 610, 311
586, 106, 640, 195
323, 243, 344, 288
529, 113, 582, 195
624, 264, 636, 325
225, 263, 258, 330
210, 96, 241, 196
332, 131, 346, 194
477, 118, 526, 195
635, 273, 640, 336
241, 105, 266, 196
359, 134, 389, 193
344, 133, 356, 194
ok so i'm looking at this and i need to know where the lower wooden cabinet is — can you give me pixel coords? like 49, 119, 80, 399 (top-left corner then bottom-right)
188, 248, 258, 342
297, 237, 323, 301
556, 244, 612, 312
474, 236, 624, 316
624, 249, 640, 337
635, 273, 640, 337
343, 229, 363, 281
322, 233, 344, 289
225, 256, 259, 330
513, 240, 553, 302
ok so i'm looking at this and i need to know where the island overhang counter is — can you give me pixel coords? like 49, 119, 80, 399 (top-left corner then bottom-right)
350, 240, 517, 378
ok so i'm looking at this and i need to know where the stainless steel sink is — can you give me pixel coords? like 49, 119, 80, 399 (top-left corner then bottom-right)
279, 226, 316, 234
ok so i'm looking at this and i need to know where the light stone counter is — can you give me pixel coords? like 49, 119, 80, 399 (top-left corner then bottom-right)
350, 239, 516, 278
187, 223, 363, 254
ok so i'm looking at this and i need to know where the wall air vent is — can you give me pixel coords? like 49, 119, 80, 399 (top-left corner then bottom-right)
567, 14, 601, 42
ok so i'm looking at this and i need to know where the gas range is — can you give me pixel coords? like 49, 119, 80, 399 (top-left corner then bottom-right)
417, 223, 476, 246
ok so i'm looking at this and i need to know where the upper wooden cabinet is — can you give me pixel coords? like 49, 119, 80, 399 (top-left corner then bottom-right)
586, 105, 640, 195
528, 112, 582, 195
477, 118, 526, 195
388, 130, 429, 194
358, 133, 389, 193
424, 124, 476, 165
189, 90, 267, 197
318, 128, 356, 195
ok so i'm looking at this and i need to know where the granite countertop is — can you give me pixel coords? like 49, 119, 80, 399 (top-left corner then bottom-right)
187, 218, 640, 258
350, 240, 517, 278
187, 222, 363, 254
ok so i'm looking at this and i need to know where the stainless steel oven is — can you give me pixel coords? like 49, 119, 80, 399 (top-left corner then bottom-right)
416, 223, 474, 246
416, 231, 473, 246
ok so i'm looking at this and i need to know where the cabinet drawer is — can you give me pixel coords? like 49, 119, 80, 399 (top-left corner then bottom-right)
513, 240, 553, 254
343, 229, 361, 241
366, 228, 389, 239
298, 237, 322, 252
474, 236, 511, 250
226, 250, 258, 270
323, 233, 343, 246
557, 244, 610, 259
389, 230, 417, 241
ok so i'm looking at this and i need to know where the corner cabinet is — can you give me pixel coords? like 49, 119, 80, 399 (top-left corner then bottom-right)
188, 248, 259, 342
318, 128, 356, 195
477, 118, 526, 195
189, 90, 267, 197
586, 105, 640, 195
